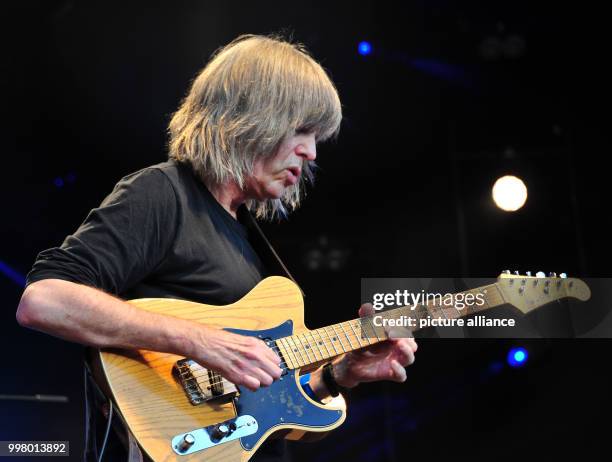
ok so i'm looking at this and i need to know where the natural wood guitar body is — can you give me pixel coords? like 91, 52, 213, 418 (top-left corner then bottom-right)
92, 276, 346, 462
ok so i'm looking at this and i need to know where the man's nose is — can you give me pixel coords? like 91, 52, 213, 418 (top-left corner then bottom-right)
296, 133, 317, 161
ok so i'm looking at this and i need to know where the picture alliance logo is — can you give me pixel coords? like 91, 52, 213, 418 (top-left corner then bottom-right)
372, 289, 487, 311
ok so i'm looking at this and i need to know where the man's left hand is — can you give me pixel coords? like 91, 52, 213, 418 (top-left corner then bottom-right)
332, 303, 417, 389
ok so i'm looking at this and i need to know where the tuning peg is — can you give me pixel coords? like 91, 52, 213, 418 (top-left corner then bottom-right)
503, 270, 511, 274
526, 271, 532, 276
536, 271, 546, 278
514, 270, 520, 275
549, 272, 557, 278
560, 273, 567, 278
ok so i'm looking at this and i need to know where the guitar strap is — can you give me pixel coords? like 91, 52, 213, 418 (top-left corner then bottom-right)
240, 207, 305, 298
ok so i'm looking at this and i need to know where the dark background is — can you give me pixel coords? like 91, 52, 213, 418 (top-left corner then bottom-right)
1, 1, 610, 461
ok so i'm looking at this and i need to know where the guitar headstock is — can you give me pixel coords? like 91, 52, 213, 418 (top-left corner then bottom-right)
497, 271, 591, 314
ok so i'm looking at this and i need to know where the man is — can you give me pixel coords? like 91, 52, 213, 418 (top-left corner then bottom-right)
17, 34, 417, 461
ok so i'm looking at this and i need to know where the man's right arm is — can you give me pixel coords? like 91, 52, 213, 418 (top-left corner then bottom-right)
16, 278, 282, 391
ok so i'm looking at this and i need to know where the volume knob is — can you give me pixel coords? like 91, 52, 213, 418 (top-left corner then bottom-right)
211, 423, 234, 441
177, 434, 195, 452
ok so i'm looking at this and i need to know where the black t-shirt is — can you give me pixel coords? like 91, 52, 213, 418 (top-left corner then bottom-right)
27, 159, 268, 303
27, 160, 289, 461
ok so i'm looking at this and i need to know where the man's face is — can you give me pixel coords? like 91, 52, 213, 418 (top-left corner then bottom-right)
245, 131, 317, 200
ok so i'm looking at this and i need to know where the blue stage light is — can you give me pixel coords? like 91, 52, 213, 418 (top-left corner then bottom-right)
358, 41, 372, 56
54, 177, 64, 188
507, 347, 528, 367
0, 260, 26, 287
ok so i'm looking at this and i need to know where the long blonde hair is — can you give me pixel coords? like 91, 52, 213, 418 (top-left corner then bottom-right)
168, 34, 342, 219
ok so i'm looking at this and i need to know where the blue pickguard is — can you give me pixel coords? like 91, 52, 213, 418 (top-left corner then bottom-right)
226, 321, 344, 451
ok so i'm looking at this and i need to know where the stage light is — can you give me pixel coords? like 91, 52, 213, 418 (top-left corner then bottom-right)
54, 177, 64, 188
358, 41, 372, 56
0, 260, 26, 287
492, 175, 527, 211
507, 347, 528, 367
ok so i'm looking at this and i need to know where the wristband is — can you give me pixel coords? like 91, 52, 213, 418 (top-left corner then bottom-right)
299, 373, 320, 402
322, 362, 349, 397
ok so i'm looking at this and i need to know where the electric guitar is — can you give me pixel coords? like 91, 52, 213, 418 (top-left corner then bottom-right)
91, 273, 590, 461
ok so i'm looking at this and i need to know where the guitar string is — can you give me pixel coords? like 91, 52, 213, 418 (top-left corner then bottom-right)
183, 304, 441, 389
180, 287, 504, 391
184, 322, 378, 389
182, 311, 420, 390
188, 280, 535, 386
184, 331, 362, 389
183, 305, 435, 389
189, 282, 566, 391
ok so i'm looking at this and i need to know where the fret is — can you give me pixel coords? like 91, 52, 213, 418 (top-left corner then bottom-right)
470, 284, 497, 314
278, 338, 296, 369
330, 324, 347, 353
463, 289, 475, 316
425, 302, 438, 319
470, 287, 485, 315
360, 319, 375, 344
275, 338, 289, 369
447, 303, 461, 319
324, 326, 340, 355
491, 283, 507, 306
400, 306, 419, 326
300, 331, 317, 362
338, 321, 356, 351
306, 330, 325, 362
365, 316, 382, 342
314, 328, 333, 359
436, 302, 449, 320
287, 335, 306, 367
425, 303, 439, 319
416, 306, 429, 321
297, 333, 315, 364
348, 319, 367, 347
478, 287, 491, 313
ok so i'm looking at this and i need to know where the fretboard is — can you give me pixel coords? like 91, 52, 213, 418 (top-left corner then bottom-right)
276, 282, 507, 369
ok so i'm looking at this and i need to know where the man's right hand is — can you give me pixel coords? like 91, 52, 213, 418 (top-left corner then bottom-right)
191, 326, 283, 392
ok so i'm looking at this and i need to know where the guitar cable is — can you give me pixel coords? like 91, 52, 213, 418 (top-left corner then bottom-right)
83, 360, 114, 462
97, 398, 113, 462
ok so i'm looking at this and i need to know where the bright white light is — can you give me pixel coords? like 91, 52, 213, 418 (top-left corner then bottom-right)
492, 175, 528, 212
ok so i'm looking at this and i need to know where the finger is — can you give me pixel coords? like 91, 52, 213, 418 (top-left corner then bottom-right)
243, 340, 281, 376
394, 339, 416, 367
408, 337, 418, 352
390, 359, 407, 383
258, 357, 283, 380
259, 340, 282, 365
249, 367, 274, 387
359, 303, 375, 317
385, 326, 413, 339
361, 340, 394, 356
240, 374, 261, 392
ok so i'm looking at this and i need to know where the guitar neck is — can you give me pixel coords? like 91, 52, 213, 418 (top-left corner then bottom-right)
276, 282, 506, 369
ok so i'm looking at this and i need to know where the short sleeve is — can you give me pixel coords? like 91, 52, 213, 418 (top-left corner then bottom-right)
26, 168, 179, 295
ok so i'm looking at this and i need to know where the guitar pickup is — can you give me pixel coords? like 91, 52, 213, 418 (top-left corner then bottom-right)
174, 359, 238, 405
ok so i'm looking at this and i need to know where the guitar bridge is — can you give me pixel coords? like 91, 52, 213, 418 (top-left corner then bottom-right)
174, 359, 238, 405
